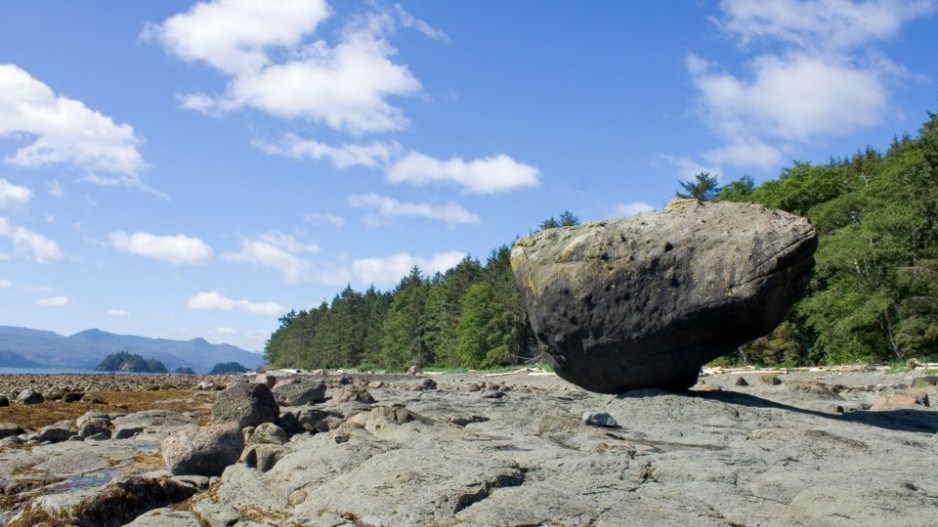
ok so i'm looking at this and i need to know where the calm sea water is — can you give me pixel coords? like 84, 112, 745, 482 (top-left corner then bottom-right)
0, 367, 98, 375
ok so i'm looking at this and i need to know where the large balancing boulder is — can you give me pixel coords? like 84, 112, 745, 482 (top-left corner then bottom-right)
511, 199, 817, 394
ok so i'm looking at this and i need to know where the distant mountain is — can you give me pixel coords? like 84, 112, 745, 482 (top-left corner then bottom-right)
0, 326, 265, 373
0, 350, 44, 368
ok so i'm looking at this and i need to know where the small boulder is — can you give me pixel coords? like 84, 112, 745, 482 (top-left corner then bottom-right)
0, 395, 9, 407
271, 378, 327, 406
34, 421, 76, 443
334, 385, 376, 404
212, 382, 279, 427
62, 392, 85, 403
734, 377, 749, 387
77, 411, 111, 439
0, 422, 24, 439
870, 389, 930, 411
162, 423, 244, 477
581, 412, 619, 428
16, 388, 44, 405
241, 444, 285, 472
248, 422, 287, 445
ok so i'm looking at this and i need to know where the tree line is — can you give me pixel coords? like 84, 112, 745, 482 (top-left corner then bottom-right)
704, 112, 938, 366
265, 211, 582, 371
266, 112, 938, 370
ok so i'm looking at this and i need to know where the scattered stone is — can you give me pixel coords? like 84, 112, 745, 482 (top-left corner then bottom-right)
693, 382, 722, 392
77, 411, 111, 439
16, 388, 44, 405
334, 385, 376, 404
162, 423, 245, 477
271, 378, 327, 406
581, 412, 619, 428
415, 378, 438, 391
248, 422, 287, 445
62, 391, 85, 403
785, 379, 845, 397
368, 380, 384, 389
826, 404, 845, 414
511, 200, 817, 393
34, 421, 75, 443
0, 422, 24, 439
467, 382, 482, 392
757, 374, 782, 386
212, 382, 279, 427
734, 377, 749, 387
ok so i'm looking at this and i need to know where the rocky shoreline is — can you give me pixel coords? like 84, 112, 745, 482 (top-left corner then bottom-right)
1, 367, 937, 526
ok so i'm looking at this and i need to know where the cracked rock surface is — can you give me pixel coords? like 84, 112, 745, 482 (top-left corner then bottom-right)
2, 369, 937, 527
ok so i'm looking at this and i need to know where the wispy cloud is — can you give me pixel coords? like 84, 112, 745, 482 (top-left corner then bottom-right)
37, 295, 68, 307
610, 201, 655, 218
186, 291, 287, 317
107, 308, 130, 317
0, 217, 65, 263
352, 251, 464, 286
253, 134, 398, 169
347, 193, 479, 226
224, 231, 319, 283
387, 152, 540, 194
0, 179, 32, 208
303, 212, 345, 228
109, 231, 213, 265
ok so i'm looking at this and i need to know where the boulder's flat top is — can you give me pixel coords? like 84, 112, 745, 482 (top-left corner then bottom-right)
1, 368, 936, 527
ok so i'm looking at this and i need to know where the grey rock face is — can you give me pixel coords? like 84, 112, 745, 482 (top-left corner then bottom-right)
511, 200, 818, 393
162, 423, 244, 477
212, 382, 279, 427
271, 378, 327, 406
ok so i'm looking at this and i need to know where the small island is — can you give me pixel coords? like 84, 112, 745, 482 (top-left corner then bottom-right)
208, 361, 249, 375
96, 351, 168, 373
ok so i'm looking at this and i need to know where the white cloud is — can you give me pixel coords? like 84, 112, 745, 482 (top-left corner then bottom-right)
186, 291, 287, 317
387, 152, 540, 194
224, 231, 319, 283
37, 296, 68, 307
684, 0, 935, 170
254, 134, 397, 169
0, 179, 32, 208
0, 64, 146, 180
611, 202, 655, 218
715, 0, 934, 52
657, 154, 722, 182
0, 217, 65, 263
146, 1, 427, 135
689, 53, 887, 144
347, 193, 479, 226
703, 139, 783, 170
47, 180, 63, 197
394, 4, 450, 44
0, 279, 12, 288
352, 251, 465, 286
304, 212, 345, 228
107, 308, 130, 317
109, 231, 213, 265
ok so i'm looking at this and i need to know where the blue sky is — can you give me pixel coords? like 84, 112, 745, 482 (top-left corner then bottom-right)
1, 0, 936, 354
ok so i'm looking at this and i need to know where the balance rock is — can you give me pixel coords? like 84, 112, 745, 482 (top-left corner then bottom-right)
511, 200, 817, 393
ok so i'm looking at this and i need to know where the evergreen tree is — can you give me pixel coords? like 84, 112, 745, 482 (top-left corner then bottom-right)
676, 172, 721, 201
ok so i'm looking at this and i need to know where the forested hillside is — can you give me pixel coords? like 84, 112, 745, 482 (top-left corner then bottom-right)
266, 113, 938, 370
